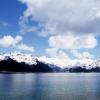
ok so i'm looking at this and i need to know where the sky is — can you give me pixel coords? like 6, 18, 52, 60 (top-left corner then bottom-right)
0, 0, 100, 60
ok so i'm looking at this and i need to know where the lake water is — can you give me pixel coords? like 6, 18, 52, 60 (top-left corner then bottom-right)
0, 73, 100, 100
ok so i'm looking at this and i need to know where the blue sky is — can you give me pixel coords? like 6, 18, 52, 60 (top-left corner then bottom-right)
0, 0, 100, 59
0, 0, 48, 56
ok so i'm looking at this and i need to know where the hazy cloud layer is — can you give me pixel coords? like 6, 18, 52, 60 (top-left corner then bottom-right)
46, 48, 69, 59
71, 50, 94, 59
17, 43, 34, 52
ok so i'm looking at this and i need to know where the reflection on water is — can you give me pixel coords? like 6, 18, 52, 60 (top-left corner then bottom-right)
0, 73, 100, 100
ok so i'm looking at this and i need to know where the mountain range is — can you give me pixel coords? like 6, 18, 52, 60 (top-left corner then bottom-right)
0, 53, 100, 73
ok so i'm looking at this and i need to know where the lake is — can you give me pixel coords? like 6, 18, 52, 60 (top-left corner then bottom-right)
0, 73, 100, 100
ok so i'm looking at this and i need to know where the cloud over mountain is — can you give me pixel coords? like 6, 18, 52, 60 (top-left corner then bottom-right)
17, 43, 34, 52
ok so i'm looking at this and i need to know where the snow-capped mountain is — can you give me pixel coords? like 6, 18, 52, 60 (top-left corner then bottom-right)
0, 52, 100, 72
0, 53, 53, 72
38, 56, 100, 70
0, 53, 37, 65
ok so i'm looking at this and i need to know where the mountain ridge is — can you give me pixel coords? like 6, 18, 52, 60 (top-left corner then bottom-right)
0, 53, 100, 72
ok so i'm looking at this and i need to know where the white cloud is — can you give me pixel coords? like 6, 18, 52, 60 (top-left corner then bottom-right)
38, 56, 72, 68
46, 48, 69, 59
19, 0, 99, 58
46, 48, 58, 57
57, 50, 70, 59
48, 34, 97, 49
0, 35, 35, 52
71, 50, 94, 59
17, 43, 34, 52
0, 35, 22, 47
19, 0, 100, 36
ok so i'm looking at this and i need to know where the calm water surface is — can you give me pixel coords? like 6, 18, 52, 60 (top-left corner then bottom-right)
0, 73, 100, 100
